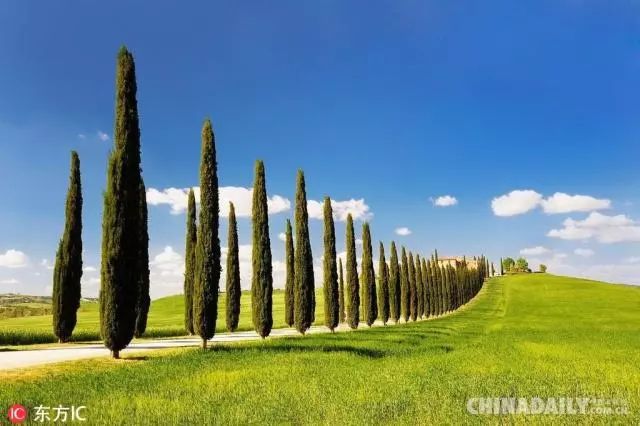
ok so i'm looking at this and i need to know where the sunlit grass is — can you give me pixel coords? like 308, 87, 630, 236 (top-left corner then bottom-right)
1, 274, 639, 424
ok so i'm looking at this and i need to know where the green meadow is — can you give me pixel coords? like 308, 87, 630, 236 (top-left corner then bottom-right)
0, 290, 325, 346
1, 274, 639, 424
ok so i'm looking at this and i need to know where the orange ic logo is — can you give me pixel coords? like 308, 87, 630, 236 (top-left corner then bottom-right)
7, 404, 28, 424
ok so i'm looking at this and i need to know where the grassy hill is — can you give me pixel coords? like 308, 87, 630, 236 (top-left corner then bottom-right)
0, 289, 324, 345
2, 274, 639, 424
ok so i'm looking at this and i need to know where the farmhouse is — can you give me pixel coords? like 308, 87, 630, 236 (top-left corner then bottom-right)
437, 256, 479, 269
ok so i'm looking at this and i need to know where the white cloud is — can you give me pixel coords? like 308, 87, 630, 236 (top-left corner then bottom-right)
547, 212, 640, 243
540, 193, 610, 214
278, 232, 286, 242
77, 133, 86, 140
307, 198, 372, 222
574, 248, 595, 257
97, 130, 110, 141
492, 190, 611, 217
0, 278, 19, 285
432, 195, 458, 207
520, 246, 550, 256
491, 190, 543, 217
40, 258, 54, 270
84, 266, 97, 272
395, 227, 412, 236
355, 238, 363, 246
147, 186, 291, 217
0, 249, 29, 268
625, 256, 640, 264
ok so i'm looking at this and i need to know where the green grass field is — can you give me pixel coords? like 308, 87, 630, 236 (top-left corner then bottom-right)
1, 274, 638, 424
0, 289, 325, 345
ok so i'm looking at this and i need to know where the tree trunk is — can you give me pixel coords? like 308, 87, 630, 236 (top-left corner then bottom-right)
112, 350, 120, 359
201, 339, 207, 350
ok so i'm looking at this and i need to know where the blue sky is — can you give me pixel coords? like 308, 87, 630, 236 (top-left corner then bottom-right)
1, 1, 640, 297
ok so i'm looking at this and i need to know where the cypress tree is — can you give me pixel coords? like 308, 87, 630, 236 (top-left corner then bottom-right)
415, 254, 424, 319
293, 170, 314, 334
421, 258, 429, 318
322, 197, 339, 331
52, 151, 83, 343
338, 258, 345, 323
345, 214, 360, 328
251, 160, 273, 338
389, 242, 400, 323
361, 223, 377, 326
100, 47, 144, 359
400, 247, 409, 322
408, 252, 417, 321
226, 202, 241, 332
134, 180, 150, 337
377, 242, 389, 325
183, 188, 197, 335
500, 257, 504, 275
284, 219, 295, 327
491, 262, 495, 277
193, 118, 221, 349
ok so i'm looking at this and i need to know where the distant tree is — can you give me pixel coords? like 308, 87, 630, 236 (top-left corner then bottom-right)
502, 257, 515, 273
338, 258, 345, 323
377, 242, 389, 325
515, 257, 529, 272
134, 180, 150, 338
52, 151, 83, 343
294, 170, 314, 334
100, 47, 144, 359
539, 264, 547, 273
225, 202, 241, 332
345, 214, 360, 328
415, 254, 424, 319
251, 160, 273, 338
408, 252, 417, 321
500, 257, 504, 275
284, 219, 294, 326
422, 258, 430, 318
491, 262, 495, 277
193, 118, 221, 349
322, 197, 339, 331
183, 189, 197, 335
388, 242, 400, 323
400, 247, 410, 322
361, 223, 377, 326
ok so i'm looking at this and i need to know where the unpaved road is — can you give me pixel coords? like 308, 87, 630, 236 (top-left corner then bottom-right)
0, 323, 373, 371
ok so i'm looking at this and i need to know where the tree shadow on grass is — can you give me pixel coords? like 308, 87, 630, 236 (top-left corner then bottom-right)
209, 343, 386, 359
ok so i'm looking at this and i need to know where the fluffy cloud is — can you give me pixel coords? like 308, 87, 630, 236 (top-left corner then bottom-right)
83, 266, 97, 272
574, 248, 595, 257
278, 232, 287, 242
97, 130, 110, 141
547, 212, 640, 243
0, 249, 29, 268
491, 190, 543, 217
519, 246, 550, 256
492, 190, 610, 217
307, 198, 372, 222
431, 195, 458, 207
540, 193, 611, 214
395, 227, 412, 236
147, 186, 291, 216
0, 278, 19, 285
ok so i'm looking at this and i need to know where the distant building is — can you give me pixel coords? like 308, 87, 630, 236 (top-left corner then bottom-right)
436, 256, 479, 269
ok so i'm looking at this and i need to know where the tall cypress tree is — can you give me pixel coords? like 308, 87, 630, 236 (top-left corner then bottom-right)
377, 242, 389, 325
421, 258, 429, 318
491, 262, 495, 277
226, 202, 241, 332
408, 252, 417, 321
500, 257, 504, 275
400, 247, 409, 322
361, 223, 377, 326
294, 170, 314, 334
345, 214, 359, 328
183, 189, 197, 335
134, 180, 150, 337
251, 160, 273, 338
415, 254, 423, 319
338, 258, 345, 323
322, 197, 339, 331
52, 151, 83, 343
193, 118, 221, 349
389, 242, 400, 323
100, 46, 143, 359
284, 219, 295, 327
